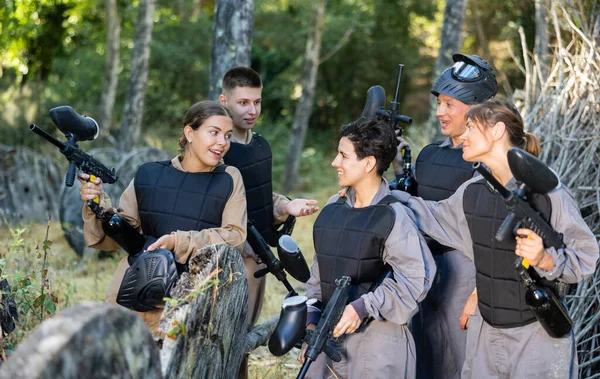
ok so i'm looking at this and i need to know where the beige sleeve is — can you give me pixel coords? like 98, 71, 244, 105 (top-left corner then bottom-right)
82, 180, 141, 251
272, 192, 290, 225
171, 165, 248, 264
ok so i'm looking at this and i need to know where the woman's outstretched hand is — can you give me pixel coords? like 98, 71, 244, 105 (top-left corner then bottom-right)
285, 199, 320, 217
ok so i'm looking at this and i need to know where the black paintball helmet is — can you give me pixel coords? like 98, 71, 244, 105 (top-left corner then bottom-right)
431, 53, 498, 104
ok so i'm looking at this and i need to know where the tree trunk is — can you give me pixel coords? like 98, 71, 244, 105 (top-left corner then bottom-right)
97, 0, 120, 132
208, 0, 254, 100
534, 0, 550, 79
425, 0, 467, 143
118, 0, 155, 153
280, 0, 326, 193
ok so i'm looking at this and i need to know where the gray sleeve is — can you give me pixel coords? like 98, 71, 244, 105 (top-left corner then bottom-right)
361, 203, 437, 325
306, 255, 322, 301
533, 185, 599, 283
397, 180, 475, 260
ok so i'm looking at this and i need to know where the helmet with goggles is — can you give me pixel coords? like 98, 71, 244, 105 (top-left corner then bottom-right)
431, 53, 498, 104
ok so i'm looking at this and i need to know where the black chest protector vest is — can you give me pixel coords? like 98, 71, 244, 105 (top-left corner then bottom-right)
416, 143, 474, 201
463, 179, 553, 328
223, 134, 278, 245
313, 195, 398, 306
134, 161, 233, 246
416, 142, 474, 254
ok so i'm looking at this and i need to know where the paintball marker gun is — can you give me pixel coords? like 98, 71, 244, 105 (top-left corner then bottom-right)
297, 276, 351, 379
30, 106, 118, 188
31, 107, 145, 257
473, 147, 572, 337
247, 221, 311, 297
361, 65, 416, 194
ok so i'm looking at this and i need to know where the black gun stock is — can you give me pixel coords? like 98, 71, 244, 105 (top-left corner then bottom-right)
297, 276, 351, 379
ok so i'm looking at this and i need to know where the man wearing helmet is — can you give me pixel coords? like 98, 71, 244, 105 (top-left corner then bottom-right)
404, 53, 498, 379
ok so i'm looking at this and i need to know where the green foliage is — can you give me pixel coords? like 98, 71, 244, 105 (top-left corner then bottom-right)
0, 221, 115, 355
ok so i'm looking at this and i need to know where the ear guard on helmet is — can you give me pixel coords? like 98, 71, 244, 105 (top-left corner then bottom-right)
268, 295, 308, 356
431, 53, 498, 104
278, 235, 311, 283
116, 248, 180, 312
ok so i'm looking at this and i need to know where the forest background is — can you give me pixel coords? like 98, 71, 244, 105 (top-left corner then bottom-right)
1, 0, 599, 377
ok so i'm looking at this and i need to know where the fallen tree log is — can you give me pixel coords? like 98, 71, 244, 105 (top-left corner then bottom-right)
0, 302, 162, 379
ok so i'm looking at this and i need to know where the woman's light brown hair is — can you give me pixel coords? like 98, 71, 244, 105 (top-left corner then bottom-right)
465, 99, 540, 157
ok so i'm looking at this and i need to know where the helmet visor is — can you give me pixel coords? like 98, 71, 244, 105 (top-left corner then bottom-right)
452, 61, 481, 81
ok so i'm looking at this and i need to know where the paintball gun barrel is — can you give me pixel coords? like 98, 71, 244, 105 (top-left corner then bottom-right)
297, 276, 351, 379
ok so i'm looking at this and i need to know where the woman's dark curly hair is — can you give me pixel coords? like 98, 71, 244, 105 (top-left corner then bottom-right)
340, 117, 397, 176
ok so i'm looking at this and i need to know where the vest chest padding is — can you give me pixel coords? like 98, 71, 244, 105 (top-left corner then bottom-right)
134, 162, 232, 239
224, 134, 275, 241
463, 179, 552, 328
416, 143, 474, 201
314, 197, 396, 305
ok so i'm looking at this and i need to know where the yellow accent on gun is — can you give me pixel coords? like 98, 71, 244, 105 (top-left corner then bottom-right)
90, 174, 99, 204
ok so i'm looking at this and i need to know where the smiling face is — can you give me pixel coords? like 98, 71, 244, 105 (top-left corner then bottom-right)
459, 117, 495, 162
185, 115, 233, 171
331, 136, 370, 188
436, 94, 472, 141
219, 86, 262, 132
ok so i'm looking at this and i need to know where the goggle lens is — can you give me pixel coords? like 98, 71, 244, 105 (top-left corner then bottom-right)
452, 61, 481, 81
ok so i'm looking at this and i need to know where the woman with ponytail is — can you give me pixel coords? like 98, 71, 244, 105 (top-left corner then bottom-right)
395, 99, 598, 378
79, 101, 247, 336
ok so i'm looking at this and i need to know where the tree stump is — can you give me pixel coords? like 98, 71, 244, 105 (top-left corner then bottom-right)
0, 302, 162, 379
159, 244, 250, 378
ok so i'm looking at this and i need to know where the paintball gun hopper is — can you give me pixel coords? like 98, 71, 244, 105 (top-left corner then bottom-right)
507, 148, 559, 194
361, 85, 387, 118
268, 295, 308, 356
49, 105, 99, 142
278, 235, 311, 283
